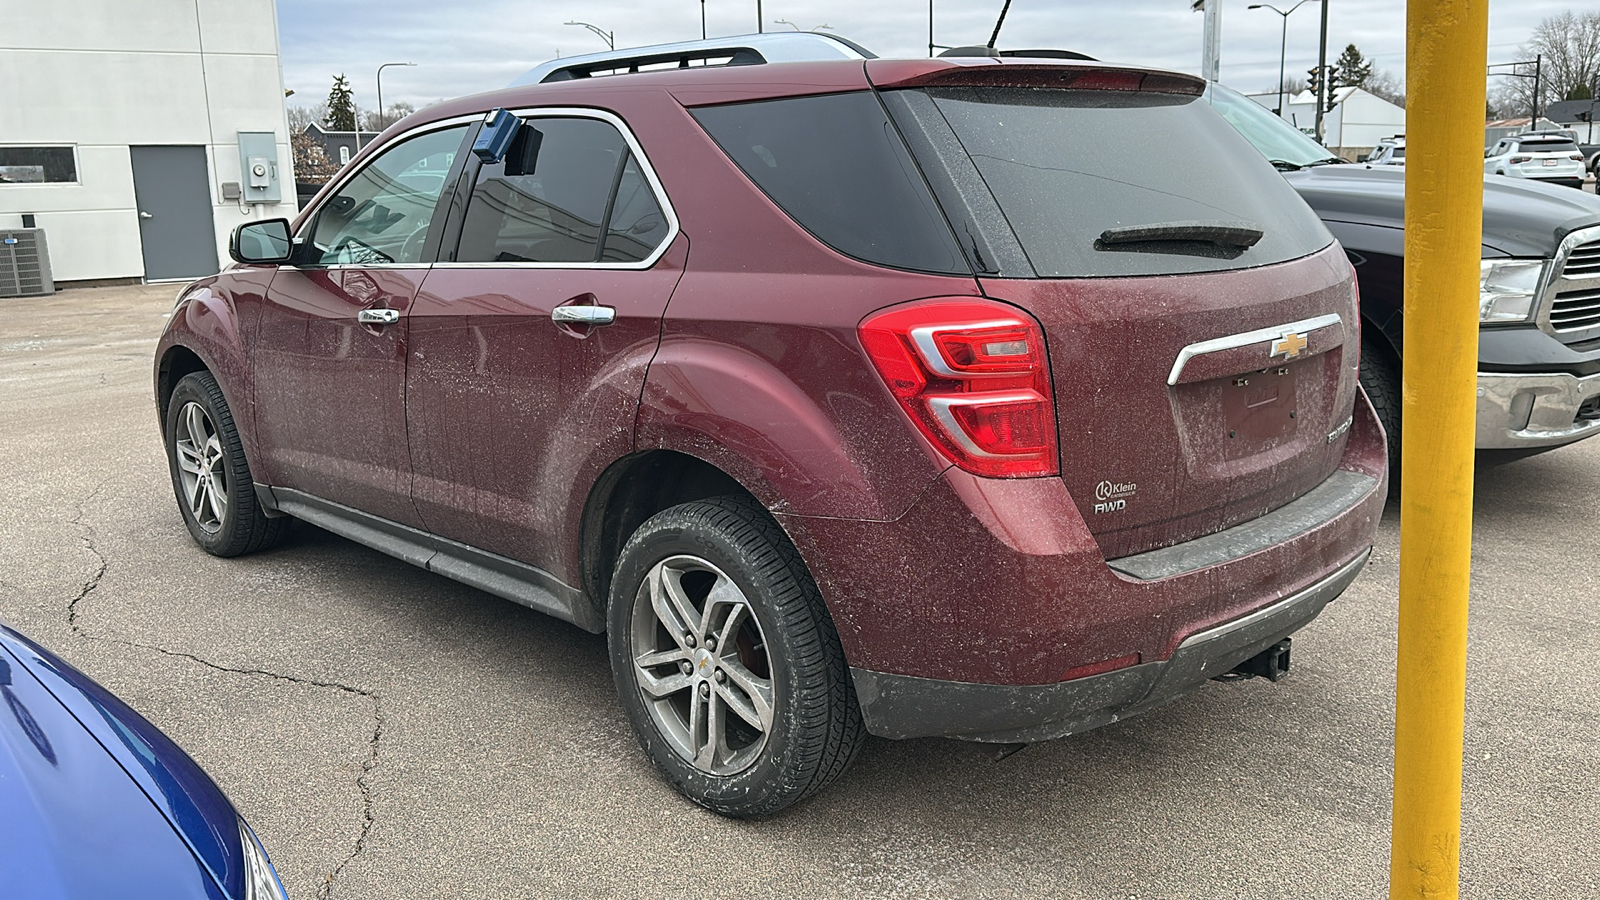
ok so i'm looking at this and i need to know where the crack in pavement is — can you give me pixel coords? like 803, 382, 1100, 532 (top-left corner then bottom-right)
64, 482, 384, 900
108, 638, 385, 900
66, 479, 111, 634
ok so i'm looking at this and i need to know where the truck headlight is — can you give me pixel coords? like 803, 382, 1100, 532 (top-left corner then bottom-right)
1479, 259, 1544, 323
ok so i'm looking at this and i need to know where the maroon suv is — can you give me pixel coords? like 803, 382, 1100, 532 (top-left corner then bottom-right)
155, 45, 1386, 816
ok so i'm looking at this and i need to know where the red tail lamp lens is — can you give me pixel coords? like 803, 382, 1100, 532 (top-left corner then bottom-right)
859, 299, 1059, 478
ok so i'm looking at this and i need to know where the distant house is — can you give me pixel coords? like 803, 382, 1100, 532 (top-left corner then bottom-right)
1544, 100, 1600, 144
1244, 86, 1406, 161
302, 123, 380, 168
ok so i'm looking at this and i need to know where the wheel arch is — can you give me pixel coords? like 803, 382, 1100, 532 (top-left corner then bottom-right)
579, 450, 754, 615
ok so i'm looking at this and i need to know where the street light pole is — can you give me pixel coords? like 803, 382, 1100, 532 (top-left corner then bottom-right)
1249, 0, 1319, 117
1314, 0, 1330, 142
564, 21, 614, 50
375, 61, 416, 135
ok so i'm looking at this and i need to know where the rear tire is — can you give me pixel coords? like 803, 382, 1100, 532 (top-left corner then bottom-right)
1359, 340, 1402, 495
607, 496, 866, 817
164, 371, 286, 557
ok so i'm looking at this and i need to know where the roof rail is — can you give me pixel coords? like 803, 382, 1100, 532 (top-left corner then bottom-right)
510, 32, 874, 86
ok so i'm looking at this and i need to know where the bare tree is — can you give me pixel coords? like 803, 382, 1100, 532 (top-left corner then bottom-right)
1492, 11, 1600, 119
285, 102, 328, 133
1364, 69, 1406, 108
360, 102, 417, 133
290, 131, 340, 185
1279, 76, 1308, 96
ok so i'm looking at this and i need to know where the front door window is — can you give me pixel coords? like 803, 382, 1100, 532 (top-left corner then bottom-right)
307, 126, 466, 265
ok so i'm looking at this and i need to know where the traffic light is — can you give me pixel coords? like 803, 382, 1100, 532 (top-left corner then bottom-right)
1324, 65, 1340, 112
1307, 66, 1322, 96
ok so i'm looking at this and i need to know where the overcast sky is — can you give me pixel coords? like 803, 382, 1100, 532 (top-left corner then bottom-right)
277, 0, 1578, 112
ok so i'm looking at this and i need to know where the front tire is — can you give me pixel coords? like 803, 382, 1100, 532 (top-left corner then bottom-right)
607, 496, 866, 817
164, 371, 286, 556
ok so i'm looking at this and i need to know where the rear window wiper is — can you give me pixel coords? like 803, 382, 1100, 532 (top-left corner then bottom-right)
1098, 220, 1264, 250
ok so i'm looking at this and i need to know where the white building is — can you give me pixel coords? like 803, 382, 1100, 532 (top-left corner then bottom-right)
0, 0, 297, 287
1246, 86, 1407, 160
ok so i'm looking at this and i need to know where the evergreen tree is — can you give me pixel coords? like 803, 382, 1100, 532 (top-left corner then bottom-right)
324, 74, 357, 132
1333, 44, 1374, 89
1567, 82, 1594, 101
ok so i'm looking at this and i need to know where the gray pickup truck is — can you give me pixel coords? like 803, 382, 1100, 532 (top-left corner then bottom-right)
1209, 84, 1600, 481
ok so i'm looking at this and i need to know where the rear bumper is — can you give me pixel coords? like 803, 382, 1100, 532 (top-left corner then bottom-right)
780, 390, 1387, 739
851, 548, 1369, 742
1476, 370, 1600, 448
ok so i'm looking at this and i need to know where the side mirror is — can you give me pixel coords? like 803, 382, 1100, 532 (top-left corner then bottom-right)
229, 218, 293, 264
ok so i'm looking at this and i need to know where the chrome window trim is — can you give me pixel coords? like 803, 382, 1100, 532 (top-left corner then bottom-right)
1534, 224, 1600, 340
1167, 313, 1344, 386
290, 113, 483, 265
430, 106, 680, 272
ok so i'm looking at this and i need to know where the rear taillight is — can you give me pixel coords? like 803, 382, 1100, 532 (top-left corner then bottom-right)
1510, 155, 1531, 164
1572, 154, 1585, 161
859, 299, 1058, 478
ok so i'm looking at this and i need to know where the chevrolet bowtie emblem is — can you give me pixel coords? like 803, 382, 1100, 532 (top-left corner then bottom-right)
1271, 330, 1308, 360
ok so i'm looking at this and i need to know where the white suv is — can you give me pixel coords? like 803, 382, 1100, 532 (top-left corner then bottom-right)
1366, 136, 1404, 166
1485, 132, 1586, 189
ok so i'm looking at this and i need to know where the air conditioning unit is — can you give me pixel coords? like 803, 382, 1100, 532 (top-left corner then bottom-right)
0, 228, 54, 298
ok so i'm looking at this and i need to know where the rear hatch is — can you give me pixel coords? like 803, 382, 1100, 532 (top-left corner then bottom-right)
871, 61, 1359, 559
1509, 137, 1585, 177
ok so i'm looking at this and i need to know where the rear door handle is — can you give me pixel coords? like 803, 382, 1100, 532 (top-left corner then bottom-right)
551, 305, 616, 326
357, 308, 400, 325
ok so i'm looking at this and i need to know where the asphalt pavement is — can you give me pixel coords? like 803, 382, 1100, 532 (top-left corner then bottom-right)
0, 283, 1595, 899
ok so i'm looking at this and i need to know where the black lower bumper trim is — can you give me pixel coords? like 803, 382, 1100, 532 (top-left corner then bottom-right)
850, 547, 1371, 743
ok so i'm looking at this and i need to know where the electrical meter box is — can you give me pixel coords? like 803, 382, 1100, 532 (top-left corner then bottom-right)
236, 131, 281, 203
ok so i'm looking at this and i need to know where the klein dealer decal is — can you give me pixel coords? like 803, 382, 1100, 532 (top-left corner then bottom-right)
1093, 480, 1138, 514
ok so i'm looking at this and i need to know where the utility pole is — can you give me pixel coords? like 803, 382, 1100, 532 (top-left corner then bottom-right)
1194, 0, 1221, 82
1390, 0, 1486, 893
1313, 0, 1330, 141
1531, 54, 1542, 125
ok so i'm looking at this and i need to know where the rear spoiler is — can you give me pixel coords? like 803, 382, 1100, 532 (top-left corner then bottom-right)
866, 59, 1205, 96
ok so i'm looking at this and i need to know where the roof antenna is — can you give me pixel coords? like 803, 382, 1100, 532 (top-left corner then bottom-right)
987, 0, 1013, 50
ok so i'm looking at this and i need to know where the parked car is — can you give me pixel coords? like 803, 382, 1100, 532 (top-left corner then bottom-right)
0, 622, 288, 899
1484, 131, 1588, 189
1207, 83, 1600, 479
1366, 135, 1405, 166
158, 35, 1386, 816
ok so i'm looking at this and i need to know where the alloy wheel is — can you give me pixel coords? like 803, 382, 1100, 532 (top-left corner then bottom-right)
173, 401, 229, 533
630, 555, 774, 775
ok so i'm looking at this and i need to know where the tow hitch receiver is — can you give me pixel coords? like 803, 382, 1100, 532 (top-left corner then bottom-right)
1216, 638, 1292, 683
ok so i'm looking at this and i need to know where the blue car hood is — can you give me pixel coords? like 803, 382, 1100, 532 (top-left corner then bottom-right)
0, 628, 238, 899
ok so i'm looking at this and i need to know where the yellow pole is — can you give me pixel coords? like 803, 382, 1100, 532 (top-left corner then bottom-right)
1391, 0, 1486, 896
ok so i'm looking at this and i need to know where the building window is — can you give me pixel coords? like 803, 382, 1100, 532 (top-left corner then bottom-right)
339, 145, 351, 165
0, 146, 78, 184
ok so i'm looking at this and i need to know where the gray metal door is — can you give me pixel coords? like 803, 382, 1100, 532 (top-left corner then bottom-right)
130, 145, 219, 280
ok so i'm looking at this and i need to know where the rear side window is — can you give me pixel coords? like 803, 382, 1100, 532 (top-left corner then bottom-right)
884, 86, 1333, 278
692, 92, 969, 275
456, 117, 669, 264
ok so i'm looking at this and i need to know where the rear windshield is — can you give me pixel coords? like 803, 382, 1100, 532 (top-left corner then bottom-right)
1518, 139, 1578, 153
883, 86, 1332, 278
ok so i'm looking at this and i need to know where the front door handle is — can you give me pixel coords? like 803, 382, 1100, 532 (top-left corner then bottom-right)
551, 305, 616, 326
139, 211, 153, 219
357, 308, 400, 325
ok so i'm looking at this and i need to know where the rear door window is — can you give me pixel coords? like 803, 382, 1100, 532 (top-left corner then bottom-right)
454, 116, 670, 264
